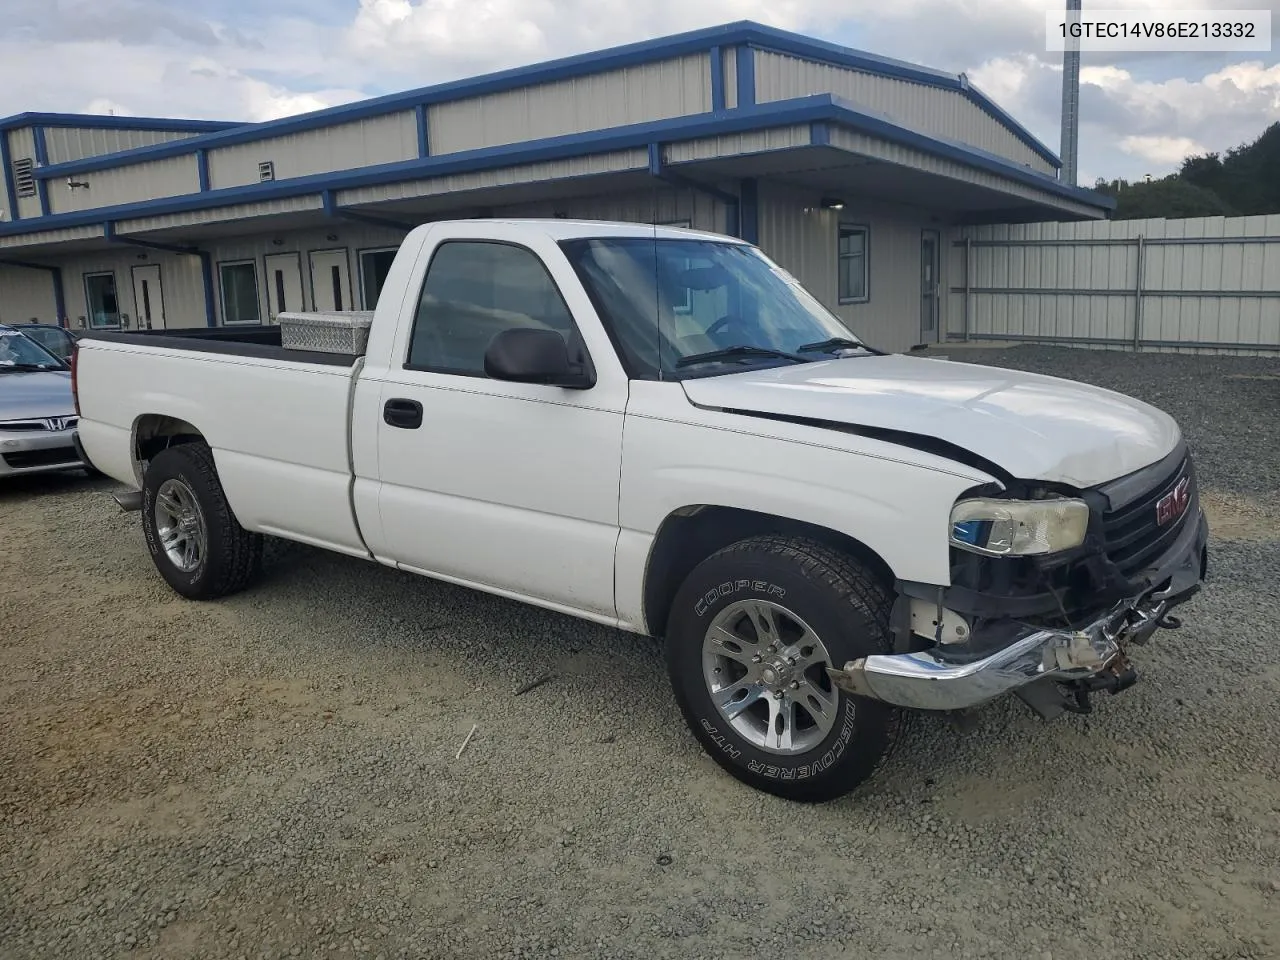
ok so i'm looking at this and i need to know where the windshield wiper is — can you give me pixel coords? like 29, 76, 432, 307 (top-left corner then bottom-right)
0, 363, 56, 372
675, 345, 812, 369
797, 337, 881, 356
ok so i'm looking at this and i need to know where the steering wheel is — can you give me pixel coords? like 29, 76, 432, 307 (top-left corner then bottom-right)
705, 315, 735, 339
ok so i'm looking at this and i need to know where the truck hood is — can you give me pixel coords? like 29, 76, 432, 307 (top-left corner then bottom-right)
679, 354, 1180, 488
0, 370, 75, 422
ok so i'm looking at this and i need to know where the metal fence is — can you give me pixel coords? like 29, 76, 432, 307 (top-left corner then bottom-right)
947, 214, 1280, 355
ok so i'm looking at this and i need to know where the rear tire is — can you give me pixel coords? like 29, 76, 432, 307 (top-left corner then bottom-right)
665, 535, 904, 803
141, 442, 263, 600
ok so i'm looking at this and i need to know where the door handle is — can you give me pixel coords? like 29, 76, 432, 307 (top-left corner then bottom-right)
383, 398, 423, 429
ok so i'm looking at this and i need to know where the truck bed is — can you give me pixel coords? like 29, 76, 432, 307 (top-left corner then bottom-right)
79, 325, 360, 368
74, 328, 369, 559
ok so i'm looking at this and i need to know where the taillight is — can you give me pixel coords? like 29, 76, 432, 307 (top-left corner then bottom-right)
70, 345, 80, 417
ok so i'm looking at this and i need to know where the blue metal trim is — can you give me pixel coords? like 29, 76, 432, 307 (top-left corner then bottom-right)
735, 46, 756, 107
199, 252, 217, 327
25, 21, 1058, 179
51, 266, 66, 326
740, 178, 758, 244
647, 141, 740, 237
324, 188, 415, 231
0, 95, 1112, 241
415, 104, 429, 157
0, 129, 18, 221
810, 122, 830, 146
105, 222, 200, 255
196, 149, 210, 192
710, 47, 726, 112
32, 127, 50, 216
0, 112, 240, 133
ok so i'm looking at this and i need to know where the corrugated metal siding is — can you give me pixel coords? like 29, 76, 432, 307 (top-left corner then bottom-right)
758, 181, 932, 353
337, 150, 647, 206
49, 155, 199, 214
948, 214, 1280, 355
0, 223, 104, 250
0, 266, 57, 324
831, 129, 1099, 219
723, 46, 738, 110
43, 127, 198, 164
756, 51, 1054, 175
206, 224, 409, 324
207, 112, 418, 189
666, 125, 809, 163
54, 250, 206, 330
497, 185, 725, 233
117, 195, 325, 233
6, 128, 42, 220
428, 54, 712, 155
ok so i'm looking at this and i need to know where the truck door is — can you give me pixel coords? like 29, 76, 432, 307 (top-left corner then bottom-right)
365, 235, 627, 620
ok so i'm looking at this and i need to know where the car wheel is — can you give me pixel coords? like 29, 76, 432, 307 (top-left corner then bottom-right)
141, 442, 263, 600
665, 534, 905, 803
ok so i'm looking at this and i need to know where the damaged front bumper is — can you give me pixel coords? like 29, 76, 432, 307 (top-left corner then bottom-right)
828, 507, 1208, 713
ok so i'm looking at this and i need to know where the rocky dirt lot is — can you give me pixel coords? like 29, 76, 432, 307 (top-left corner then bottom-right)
2, 346, 1278, 960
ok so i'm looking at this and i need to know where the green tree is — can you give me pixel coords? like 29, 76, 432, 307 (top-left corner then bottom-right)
1093, 121, 1280, 219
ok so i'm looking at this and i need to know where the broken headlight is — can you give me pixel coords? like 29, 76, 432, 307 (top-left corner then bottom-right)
950, 497, 1090, 557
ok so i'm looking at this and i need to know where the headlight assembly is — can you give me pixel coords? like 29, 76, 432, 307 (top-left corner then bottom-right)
950, 497, 1090, 557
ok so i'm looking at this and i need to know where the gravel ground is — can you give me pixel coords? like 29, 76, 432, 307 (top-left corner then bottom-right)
2, 345, 1278, 960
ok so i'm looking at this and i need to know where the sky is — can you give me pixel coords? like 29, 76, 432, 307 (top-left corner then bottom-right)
2, 0, 1279, 186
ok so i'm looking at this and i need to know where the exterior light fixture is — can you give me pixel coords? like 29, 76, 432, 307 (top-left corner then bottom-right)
820, 198, 845, 210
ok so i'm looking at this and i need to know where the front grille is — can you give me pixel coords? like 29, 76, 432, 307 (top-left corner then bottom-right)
1102, 453, 1195, 577
0, 417, 78, 432
2, 447, 79, 469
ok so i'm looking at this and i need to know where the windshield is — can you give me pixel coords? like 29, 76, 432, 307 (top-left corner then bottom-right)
21, 326, 73, 361
0, 329, 65, 371
558, 237, 868, 379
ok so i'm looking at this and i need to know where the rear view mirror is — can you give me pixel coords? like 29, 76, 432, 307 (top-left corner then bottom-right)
483, 328, 594, 389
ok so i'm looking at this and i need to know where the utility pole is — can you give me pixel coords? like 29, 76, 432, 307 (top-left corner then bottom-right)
1060, 0, 1082, 185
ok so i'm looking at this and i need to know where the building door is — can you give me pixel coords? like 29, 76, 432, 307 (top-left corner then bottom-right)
920, 230, 940, 342
130, 264, 166, 330
308, 249, 352, 312
264, 253, 303, 323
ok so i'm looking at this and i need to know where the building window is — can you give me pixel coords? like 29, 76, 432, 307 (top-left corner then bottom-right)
407, 240, 580, 376
219, 261, 261, 325
11, 158, 36, 199
359, 248, 398, 310
83, 272, 121, 329
838, 224, 869, 304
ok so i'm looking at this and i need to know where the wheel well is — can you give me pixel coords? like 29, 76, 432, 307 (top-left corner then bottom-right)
132, 414, 206, 483
641, 506, 897, 638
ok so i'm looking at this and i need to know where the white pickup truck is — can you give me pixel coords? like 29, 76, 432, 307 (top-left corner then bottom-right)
73, 219, 1208, 802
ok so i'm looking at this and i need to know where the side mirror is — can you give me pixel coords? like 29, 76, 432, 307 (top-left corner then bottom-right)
483, 328, 594, 389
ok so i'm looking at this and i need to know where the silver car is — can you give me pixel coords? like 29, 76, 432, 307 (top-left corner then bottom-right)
0, 324, 88, 478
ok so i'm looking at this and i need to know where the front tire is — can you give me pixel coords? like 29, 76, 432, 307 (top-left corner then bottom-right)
141, 443, 263, 600
665, 535, 904, 803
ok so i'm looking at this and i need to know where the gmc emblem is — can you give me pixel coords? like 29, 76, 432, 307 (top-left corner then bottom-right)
1155, 476, 1191, 526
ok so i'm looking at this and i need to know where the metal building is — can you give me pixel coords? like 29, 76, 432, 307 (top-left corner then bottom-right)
0, 21, 1113, 353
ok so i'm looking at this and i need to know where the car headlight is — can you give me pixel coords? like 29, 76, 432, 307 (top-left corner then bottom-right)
950, 497, 1090, 557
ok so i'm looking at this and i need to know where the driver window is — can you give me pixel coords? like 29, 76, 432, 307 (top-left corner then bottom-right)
407, 241, 579, 375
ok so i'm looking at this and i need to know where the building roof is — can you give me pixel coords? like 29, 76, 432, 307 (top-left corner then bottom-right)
0, 112, 242, 134
0, 93, 1112, 243
13, 20, 1060, 179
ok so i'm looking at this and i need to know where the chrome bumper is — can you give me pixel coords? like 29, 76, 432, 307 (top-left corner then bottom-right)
828, 509, 1209, 712
0, 425, 84, 477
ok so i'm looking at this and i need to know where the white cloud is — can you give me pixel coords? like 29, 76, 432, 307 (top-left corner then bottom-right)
1120, 134, 1210, 164
0, 0, 1276, 186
